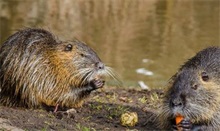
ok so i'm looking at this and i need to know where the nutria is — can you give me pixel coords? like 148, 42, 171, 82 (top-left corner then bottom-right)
158, 47, 220, 130
0, 28, 115, 109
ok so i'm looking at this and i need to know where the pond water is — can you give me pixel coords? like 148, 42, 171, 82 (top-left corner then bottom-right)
0, 0, 219, 89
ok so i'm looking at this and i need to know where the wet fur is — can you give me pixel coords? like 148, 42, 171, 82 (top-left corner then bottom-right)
158, 47, 220, 130
0, 28, 115, 108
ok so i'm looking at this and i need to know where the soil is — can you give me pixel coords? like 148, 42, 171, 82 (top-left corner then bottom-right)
0, 87, 165, 131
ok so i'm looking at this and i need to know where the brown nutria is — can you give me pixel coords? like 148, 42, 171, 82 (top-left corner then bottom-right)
0, 28, 115, 109
158, 47, 220, 130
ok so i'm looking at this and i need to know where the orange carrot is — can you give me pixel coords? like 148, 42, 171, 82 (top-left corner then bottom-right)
176, 114, 184, 125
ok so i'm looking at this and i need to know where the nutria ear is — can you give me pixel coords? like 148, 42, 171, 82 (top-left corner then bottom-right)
64, 44, 73, 51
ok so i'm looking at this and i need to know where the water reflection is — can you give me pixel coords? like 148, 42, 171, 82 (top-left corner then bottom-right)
0, 0, 219, 89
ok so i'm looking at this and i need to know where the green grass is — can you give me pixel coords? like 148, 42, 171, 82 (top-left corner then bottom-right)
76, 123, 96, 131
106, 105, 128, 119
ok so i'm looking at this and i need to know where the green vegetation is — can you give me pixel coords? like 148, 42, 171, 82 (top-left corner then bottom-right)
76, 123, 96, 131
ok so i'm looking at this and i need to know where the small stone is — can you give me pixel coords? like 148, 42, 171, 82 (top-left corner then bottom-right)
119, 97, 128, 102
66, 108, 77, 119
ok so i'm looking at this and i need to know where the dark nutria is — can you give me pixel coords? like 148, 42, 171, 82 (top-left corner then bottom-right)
0, 28, 115, 109
158, 47, 220, 130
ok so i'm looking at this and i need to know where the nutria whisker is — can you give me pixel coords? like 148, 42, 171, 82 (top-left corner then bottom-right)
105, 67, 122, 85
74, 68, 92, 78
81, 69, 94, 87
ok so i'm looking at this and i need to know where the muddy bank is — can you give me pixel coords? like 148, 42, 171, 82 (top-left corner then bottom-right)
0, 87, 164, 130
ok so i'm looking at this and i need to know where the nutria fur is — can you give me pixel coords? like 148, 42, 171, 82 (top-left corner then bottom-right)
0, 28, 114, 109
159, 47, 220, 130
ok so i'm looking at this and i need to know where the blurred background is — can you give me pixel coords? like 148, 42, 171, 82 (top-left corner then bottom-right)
0, 0, 219, 89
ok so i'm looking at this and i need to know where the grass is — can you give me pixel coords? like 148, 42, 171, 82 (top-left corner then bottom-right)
76, 123, 96, 131
138, 96, 147, 104
106, 105, 129, 119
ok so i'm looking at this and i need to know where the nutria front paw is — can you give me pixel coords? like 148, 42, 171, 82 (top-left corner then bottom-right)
175, 119, 192, 131
90, 79, 105, 89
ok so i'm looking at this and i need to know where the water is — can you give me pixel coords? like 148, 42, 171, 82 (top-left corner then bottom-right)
0, 0, 219, 89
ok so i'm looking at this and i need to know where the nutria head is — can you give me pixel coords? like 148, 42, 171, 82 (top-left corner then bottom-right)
159, 47, 220, 129
48, 39, 106, 87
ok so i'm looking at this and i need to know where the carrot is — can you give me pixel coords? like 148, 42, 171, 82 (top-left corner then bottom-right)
176, 114, 184, 125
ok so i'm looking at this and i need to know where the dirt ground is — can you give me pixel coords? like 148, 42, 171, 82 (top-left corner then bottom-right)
0, 87, 165, 131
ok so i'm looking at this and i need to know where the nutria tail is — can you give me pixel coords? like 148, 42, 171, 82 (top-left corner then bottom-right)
158, 47, 220, 130
0, 28, 118, 108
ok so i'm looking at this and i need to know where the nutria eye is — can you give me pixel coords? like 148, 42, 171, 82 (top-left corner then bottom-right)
201, 72, 209, 82
65, 44, 72, 51
80, 53, 85, 57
